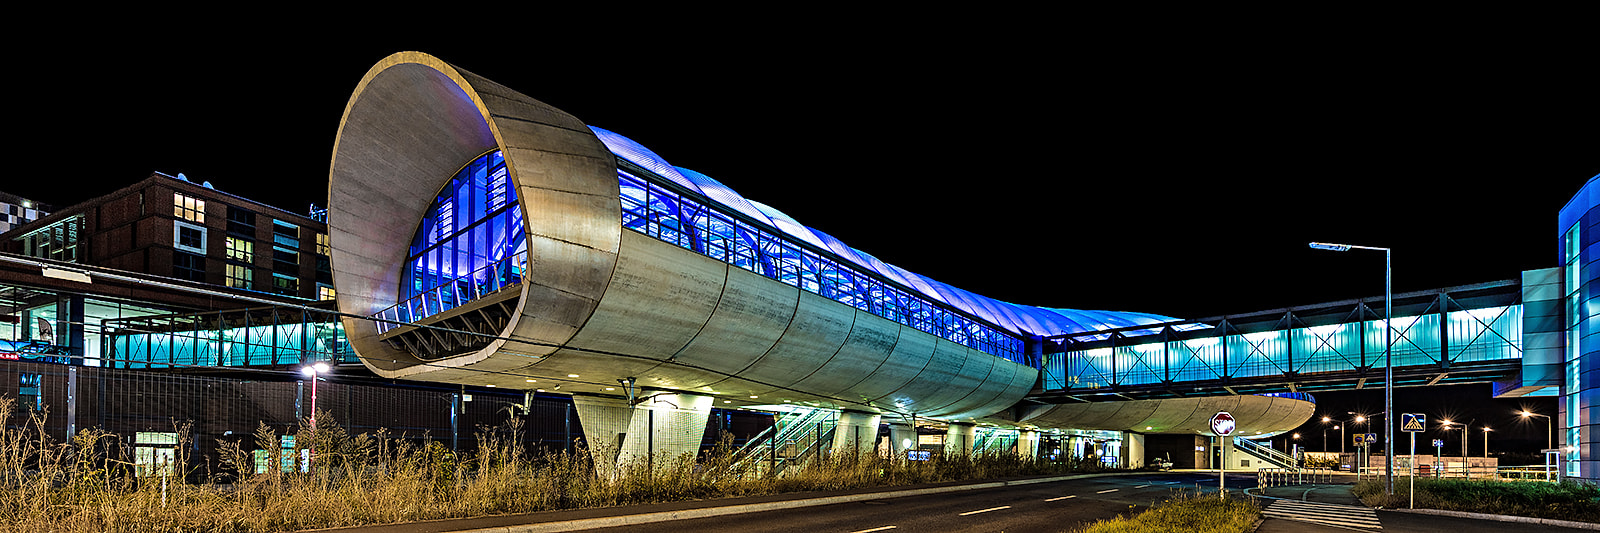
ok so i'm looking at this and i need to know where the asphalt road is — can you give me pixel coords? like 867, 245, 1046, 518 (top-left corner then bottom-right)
591, 472, 1248, 533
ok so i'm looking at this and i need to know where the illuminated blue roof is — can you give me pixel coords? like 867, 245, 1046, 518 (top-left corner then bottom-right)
591, 125, 1189, 339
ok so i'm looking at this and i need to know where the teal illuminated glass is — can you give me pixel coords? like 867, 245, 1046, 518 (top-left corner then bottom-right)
1044, 305, 1524, 391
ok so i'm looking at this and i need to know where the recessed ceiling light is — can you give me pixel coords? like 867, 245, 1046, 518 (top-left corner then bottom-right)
536, 389, 545, 393
750, 395, 758, 399
526, 379, 536, 383
567, 374, 580, 378
605, 387, 615, 391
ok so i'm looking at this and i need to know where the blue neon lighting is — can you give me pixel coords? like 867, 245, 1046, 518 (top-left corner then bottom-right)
592, 125, 1188, 359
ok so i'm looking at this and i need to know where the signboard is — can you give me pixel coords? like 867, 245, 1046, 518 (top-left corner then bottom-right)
1210, 411, 1236, 437
1434, 439, 1445, 448
1401, 413, 1426, 433
1366, 433, 1377, 445
1354, 433, 1366, 445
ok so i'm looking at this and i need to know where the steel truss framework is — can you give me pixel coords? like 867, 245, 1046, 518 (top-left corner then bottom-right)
1036, 281, 1524, 401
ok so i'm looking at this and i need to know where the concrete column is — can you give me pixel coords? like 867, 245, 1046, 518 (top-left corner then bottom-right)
889, 422, 918, 458
1124, 431, 1145, 469
1017, 429, 1039, 459
945, 422, 976, 457
572, 393, 713, 478
832, 410, 881, 458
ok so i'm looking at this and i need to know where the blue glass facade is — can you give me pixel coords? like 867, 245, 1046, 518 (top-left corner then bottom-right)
592, 126, 1187, 366
1558, 175, 1600, 480
377, 151, 527, 331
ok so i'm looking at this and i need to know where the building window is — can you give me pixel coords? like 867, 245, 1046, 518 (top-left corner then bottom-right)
272, 219, 300, 249
227, 208, 255, 236
271, 273, 298, 296
225, 264, 253, 289
317, 284, 336, 301
174, 221, 206, 255
173, 251, 206, 282
316, 232, 331, 255
272, 245, 299, 275
226, 237, 253, 262
175, 193, 205, 223
17, 215, 84, 262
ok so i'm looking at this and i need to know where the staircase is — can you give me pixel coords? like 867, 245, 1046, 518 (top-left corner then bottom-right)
727, 407, 837, 477
1234, 437, 1296, 469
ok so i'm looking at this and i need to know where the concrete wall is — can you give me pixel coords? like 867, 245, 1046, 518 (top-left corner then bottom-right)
328, 52, 1036, 429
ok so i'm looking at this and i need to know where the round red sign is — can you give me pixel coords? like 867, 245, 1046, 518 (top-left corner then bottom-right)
1210, 411, 1236, 436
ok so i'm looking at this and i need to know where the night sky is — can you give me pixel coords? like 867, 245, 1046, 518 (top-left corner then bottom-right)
9, 25, 1594, 455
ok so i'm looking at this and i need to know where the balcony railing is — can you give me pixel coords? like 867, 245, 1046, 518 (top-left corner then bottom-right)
373, 251, 528, 334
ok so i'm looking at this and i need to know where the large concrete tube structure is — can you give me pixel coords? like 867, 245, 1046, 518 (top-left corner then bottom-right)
327, 52, 1034, 423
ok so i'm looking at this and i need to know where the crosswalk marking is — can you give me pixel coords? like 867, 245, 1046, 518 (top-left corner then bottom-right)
1263, 499, 1382, 530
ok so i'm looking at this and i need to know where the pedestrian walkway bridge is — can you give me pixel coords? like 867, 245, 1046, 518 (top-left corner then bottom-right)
1033, 280, 1533, 402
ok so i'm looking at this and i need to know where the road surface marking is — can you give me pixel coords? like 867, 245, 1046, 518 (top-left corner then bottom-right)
1045, 495, 1077, 501
958, 506, 1011, 516
1096, 489, 1119, 493
1262, 500, 1382, 530
849, 527, 897, 533
1133, 485, 1151, 488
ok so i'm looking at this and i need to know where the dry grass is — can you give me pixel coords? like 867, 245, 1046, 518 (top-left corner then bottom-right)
1076, 490, 1260, 533
0, 396, 1108, 532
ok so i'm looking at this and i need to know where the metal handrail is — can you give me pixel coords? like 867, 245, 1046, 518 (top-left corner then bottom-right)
1235, 438, 1296, 468
373, 251, 528, 334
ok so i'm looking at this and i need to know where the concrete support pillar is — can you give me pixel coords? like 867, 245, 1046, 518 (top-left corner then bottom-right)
572, 393, 713, 478
889, 422, 918, 458
1017, 429, 1040, 459
832, 410, 881, 458
1123, 431, 1145, 469
945, 422, 976, 457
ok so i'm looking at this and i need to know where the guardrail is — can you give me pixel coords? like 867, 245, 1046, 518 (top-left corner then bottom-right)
1257, 468, 1340, 488
373, 251, 528, 334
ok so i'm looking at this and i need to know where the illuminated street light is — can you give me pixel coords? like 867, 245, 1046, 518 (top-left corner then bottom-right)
1521, 410, 1553, 451
300, 361, 331, 467
1311, 241, 1393, 495
1482, 427, 1493, 458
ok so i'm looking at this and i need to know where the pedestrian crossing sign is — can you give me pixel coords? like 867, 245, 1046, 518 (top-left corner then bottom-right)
1402, 413, 1425, 433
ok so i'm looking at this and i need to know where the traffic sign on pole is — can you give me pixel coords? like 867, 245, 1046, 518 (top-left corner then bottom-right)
1402, 413, 1425, 433
1211, 412, 1233, 498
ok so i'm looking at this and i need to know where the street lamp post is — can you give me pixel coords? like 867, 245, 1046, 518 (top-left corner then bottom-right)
1322, 416, 1345, 454
1521, 410, 1553, 451
1482, 427, 1493, 458
300, 361, 330, 468
1311, 242, 1393, 495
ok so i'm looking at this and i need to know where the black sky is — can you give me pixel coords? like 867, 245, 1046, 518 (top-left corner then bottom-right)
7, 20, 1590, 455
13, 30, 1593, 320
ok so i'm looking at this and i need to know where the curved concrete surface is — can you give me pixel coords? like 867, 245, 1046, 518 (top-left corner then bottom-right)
328, 52, 1035, 421
998, 394, 1316, 436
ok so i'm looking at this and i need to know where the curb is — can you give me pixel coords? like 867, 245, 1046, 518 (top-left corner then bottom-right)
1245, 485, 1600, 531
1384, 507, 1600, 531
444, 471, 1153, 533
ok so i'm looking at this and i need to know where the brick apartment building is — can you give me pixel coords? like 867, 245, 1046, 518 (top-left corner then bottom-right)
1, 172, 332, 301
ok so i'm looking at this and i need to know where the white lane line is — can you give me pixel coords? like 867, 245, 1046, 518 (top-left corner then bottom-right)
1045, 495, 1077, 501
849, 527, 897, 533
1096, 489, 1119, 493
958, 506, 1011, 516
1133, 485, 1151, 488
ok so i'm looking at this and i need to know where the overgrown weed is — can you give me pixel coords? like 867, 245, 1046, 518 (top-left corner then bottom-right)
0, 396, 1115, 533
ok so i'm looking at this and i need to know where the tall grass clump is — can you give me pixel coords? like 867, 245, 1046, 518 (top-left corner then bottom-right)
0, 394, 1121, 533
1355, 476, 1600, 522
1076, 491, 1260, 533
